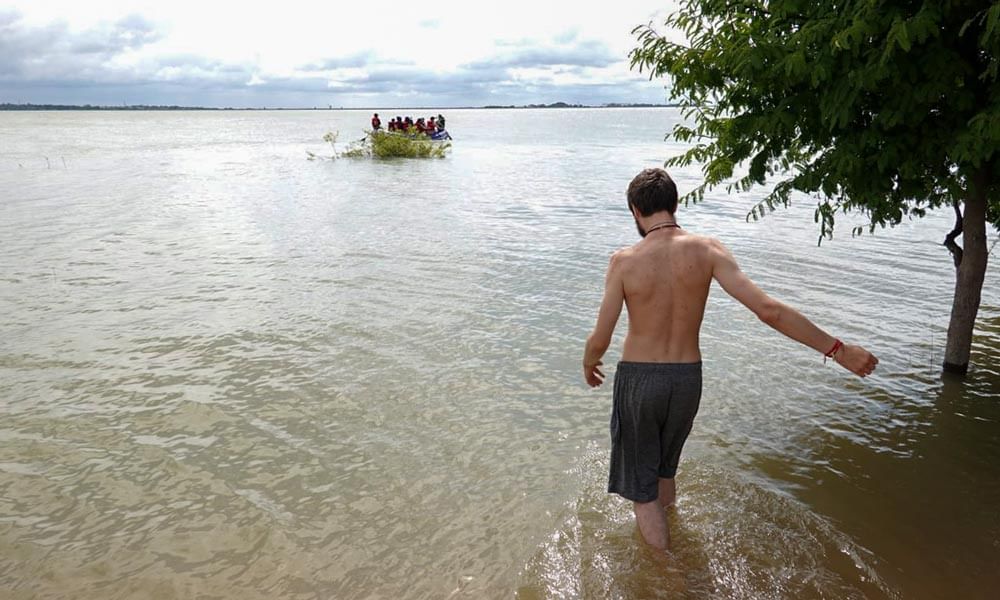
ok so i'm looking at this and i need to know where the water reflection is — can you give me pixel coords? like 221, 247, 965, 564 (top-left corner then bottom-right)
1, 109, 998, 599
753, 321, 1000, 600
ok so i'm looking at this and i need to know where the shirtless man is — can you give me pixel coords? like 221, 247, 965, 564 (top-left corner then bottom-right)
583, 168, 878, 551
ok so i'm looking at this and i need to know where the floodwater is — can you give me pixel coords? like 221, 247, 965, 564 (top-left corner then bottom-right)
1, 108, 998, 599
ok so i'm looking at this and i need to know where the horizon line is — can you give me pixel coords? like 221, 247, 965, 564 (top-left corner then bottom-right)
0, 101, 677, 111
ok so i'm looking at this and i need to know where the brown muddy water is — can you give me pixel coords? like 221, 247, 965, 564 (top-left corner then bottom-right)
1, 108, 998, 599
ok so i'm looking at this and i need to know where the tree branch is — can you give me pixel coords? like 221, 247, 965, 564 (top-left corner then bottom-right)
944, 200, 964, 268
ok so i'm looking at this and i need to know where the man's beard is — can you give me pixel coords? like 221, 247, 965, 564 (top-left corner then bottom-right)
634, 218, 646, 238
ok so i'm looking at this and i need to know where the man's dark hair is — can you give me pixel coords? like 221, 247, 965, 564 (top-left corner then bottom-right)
627, 168, 678, 216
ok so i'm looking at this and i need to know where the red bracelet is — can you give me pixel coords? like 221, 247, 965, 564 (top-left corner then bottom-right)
824, 339, 843, 363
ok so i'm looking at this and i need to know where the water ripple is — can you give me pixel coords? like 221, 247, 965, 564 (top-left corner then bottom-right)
1, 108, 997, 599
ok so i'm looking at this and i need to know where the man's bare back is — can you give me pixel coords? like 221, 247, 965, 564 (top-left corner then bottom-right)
610, 229, 713, 364
583, 168, 878, 552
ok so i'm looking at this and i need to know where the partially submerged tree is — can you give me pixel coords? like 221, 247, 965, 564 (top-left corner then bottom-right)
369, 130, 450, 159
309, 131, 450, 160
632, 0, 1000, 373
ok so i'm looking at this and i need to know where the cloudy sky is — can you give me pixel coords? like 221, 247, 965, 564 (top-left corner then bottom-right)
0, 0, 677, 108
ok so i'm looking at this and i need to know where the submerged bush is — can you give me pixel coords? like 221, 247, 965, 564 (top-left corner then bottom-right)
370, 130, 450, 159
312, 130, 450, 160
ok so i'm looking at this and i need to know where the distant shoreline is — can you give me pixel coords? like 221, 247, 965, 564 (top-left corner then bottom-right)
0, 102, 677, 112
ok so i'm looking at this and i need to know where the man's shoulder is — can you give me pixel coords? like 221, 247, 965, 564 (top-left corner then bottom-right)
679, 231, 727, 254
610, 244, 637, 258
607, 245, 635, 269
672, 229, 715, 243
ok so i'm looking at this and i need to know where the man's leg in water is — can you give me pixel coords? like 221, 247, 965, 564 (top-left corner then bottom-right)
633, 499, 669, 550
659, 477, 676, 509
633, 478, 677, 550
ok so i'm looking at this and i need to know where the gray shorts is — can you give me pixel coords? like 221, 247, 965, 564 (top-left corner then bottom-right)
608, 361, 702, 503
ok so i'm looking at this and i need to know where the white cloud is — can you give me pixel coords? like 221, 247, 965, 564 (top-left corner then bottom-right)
0, 0, 677, 107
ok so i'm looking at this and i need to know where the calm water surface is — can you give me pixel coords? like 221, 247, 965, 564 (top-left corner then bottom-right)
1, 109, 998, 599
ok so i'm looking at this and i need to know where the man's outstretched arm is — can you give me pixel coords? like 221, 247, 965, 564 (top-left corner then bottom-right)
710, 239, 878, 377
584, 252, 625, 387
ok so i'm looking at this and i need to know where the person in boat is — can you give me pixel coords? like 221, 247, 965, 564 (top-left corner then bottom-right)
371, 113, 381, 130
583, 168, 878, 552
437, 114, 446, 131
428, 116, 437, 133
404, 116, 414, 132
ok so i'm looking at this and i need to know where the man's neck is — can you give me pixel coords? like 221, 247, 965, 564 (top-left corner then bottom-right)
635, 211, 679, 237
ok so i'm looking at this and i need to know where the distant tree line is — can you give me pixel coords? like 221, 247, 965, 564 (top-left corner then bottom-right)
481, 102, 674, 109
0, 103, 217, 111
2, 102, 675, 111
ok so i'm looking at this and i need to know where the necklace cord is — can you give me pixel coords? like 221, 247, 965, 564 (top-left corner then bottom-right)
645, 220, 681, 235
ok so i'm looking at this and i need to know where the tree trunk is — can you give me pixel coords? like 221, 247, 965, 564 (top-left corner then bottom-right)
943, 167, 991, 374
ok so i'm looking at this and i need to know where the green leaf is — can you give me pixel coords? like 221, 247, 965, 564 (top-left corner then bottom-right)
893, 19, 912, 52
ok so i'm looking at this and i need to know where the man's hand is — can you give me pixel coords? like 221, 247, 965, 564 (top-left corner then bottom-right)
834, 343, 879, 377
584, 360, 606, 387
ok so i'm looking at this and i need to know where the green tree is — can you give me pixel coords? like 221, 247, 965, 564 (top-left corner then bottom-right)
631, 0, 1000, 373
